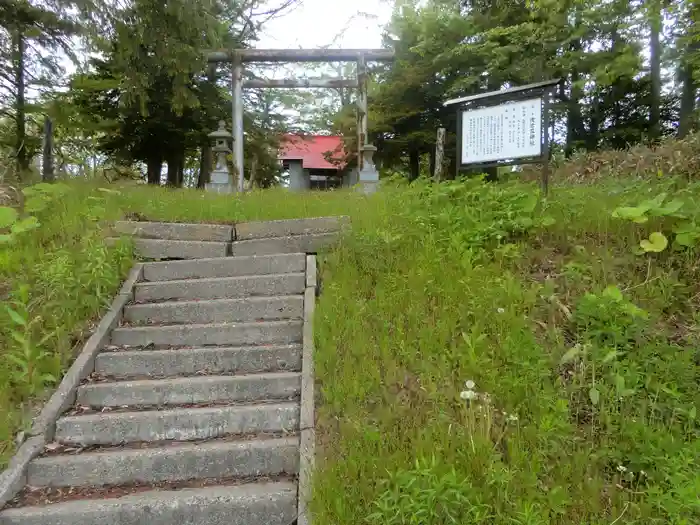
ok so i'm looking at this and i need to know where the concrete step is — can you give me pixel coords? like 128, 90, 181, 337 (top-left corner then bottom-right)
124, 296, 304, 325
230, 233, 338, 256
113, 238, 229, 260
77, 372, 301, 408
55, 402, 299, 446
27, 436, 299, 488
95, 345, 302, 379
142, 254, 306, 282
134, 274, 305, 302
0, 481, 296, 525
113, 221, 234, 242
236, 216, 349, 240
110, 320, 303, 348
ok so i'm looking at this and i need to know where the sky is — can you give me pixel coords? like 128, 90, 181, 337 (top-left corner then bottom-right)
256, 0, 393, 50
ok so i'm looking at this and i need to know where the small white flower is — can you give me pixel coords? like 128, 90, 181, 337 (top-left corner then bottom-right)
507, 414, 519, 423
497, 308, 505, 314
640, 470, 647, 477
460, 390, 478, 401
617, 465, 627, 473
465, 380, 476, 390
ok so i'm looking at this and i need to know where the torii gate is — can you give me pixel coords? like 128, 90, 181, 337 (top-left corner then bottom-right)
206, 49, 394, 192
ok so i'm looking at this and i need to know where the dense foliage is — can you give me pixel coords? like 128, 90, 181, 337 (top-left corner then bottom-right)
370, 0, 700, 179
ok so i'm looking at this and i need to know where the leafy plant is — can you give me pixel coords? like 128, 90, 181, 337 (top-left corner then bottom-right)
573, 285, 648, 350
611, 192, 685, 223
0, 206, 40, 244
366, 456, 491, 525
640, 231, 669, 253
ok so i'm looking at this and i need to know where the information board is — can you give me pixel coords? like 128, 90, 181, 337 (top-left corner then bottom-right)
460, 98, 542, 164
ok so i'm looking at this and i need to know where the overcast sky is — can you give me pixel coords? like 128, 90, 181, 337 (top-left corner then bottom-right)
256, 0, 393, 50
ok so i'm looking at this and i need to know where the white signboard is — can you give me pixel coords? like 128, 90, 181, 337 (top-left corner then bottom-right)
460, 98, 542, 164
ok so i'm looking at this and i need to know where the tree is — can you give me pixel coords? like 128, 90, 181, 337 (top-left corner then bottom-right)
0, 0, 78, 180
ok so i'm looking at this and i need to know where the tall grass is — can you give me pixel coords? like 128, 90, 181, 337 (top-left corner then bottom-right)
0, 183, 132, 466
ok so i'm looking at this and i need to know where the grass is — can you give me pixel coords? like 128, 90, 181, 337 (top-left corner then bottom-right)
311, 176, 700, 524
1, 150, 699, 523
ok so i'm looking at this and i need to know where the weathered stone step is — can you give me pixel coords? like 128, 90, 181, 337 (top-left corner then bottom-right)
236, 216, 348, 240
110, 320, 303, 347
134, 273, 305, 302
142, 253, 306, 282
119, 238, 230, 260
113, 221, 234, 242
124, 296, 304, 325
95, 345, 302, 379
231, 233, 338, 256
27, 436, 299, 488
77, 372, 301, 408
55, 402, 299, 446
0, 482, 296, 525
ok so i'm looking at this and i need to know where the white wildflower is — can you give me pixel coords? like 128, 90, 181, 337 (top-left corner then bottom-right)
460, 390, 478, 401
465, 380, 476, 390
507, 414, 519, 423
617, 465, 627, 473
497, 308, 505, 314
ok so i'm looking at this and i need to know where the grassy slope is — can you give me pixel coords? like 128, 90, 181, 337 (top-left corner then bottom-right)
312, 176, 700, 524
1, 160, 698, 523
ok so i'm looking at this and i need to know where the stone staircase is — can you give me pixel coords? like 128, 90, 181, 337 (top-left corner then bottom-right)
0, 217, 344, 525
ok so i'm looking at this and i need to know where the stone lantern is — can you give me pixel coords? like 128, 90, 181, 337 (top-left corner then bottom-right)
358, 144, 379, 194
206, 120, 234, 194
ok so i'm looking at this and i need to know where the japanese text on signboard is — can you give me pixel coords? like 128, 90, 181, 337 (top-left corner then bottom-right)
460, 98, 542, 165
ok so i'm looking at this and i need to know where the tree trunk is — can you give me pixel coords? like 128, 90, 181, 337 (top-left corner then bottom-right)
678, 48, 697, 138
586, 95, 601, 151
250, 153, 258, 189
167, 157, 178, 186
42, 117, 54, 181
197, 143, 211, 189
408, 147, 420, 181
147, 155, 162, 184
13, 28, 29, 177
176, 158, 184, 187
566, 39, 584, 156
649, 0, 662, 140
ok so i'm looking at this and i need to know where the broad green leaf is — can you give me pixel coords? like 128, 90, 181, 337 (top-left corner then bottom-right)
11, 216, 40, 234
655, 199, 684, 216
612, 206, 648, 223
614, 374, 625, 393
24, 197, 48, 213
0, 233, 15, 244
560, 346, 582, 365
0, 207, 18, 229
602, 350, 619, 363
640, 232, 668, 253
602, 286, 623, 301
640, 193, 667, 210
675, 232, 697, 247
589, 387, 600, 406
5, 307, 26, 326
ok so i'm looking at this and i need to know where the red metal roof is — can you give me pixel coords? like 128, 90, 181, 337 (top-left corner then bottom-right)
279, 134, 346, 170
